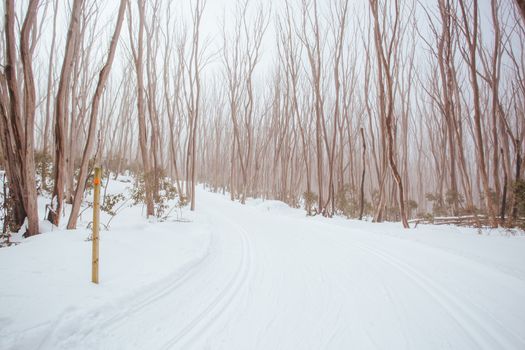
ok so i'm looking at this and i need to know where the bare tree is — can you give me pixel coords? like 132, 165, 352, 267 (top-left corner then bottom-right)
457, 0, 497, 226
42, 0, 58, 159
222, 0, 268, 204
128, 0, 154, 217
186, 0, 206, 211
369, 0, 409, 228
298, 0, 328, 215
67, 0, 127, 229
515, 0, 525, 21
48, 0, 84, 225
1, 0, 41, 235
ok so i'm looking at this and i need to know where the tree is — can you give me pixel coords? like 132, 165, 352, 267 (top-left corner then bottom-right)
515, 0, 525, 21
457, 0, 497, 226
48, 0, 84, 226
0, 0, 41, 236
128, 0, 154, 217
67, 0, 127, 229
369, 0, 409, 228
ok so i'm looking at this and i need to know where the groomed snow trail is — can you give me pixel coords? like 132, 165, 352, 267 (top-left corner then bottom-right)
2, 187, 525, 349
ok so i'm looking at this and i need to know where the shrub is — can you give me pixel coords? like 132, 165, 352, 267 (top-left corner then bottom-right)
426, 192, 447, 216
130, 171, 180, 219
303, 191, 317, 216
406, 199, 418, 218
34, 151, 53, 194
513, 180, 525, 228
335, 185, 359, 218
101, 193, 126, 216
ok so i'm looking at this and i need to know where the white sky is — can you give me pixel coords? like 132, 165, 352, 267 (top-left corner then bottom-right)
3, 0, 515, 104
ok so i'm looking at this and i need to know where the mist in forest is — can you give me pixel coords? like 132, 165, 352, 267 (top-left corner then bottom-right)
1, 0, 525, 236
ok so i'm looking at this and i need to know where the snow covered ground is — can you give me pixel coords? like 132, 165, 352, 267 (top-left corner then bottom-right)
1, 181, 525, 349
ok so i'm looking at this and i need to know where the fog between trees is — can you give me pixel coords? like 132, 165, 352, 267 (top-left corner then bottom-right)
1, 0, 525, 236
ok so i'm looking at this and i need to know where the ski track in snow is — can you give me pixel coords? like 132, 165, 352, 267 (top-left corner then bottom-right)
1, 187, 525, 349
41, 227, 215, 349
46, 196, 256, 350
350, 239, 522, 349
159, 212, 254, 349
308, 218, 525, 350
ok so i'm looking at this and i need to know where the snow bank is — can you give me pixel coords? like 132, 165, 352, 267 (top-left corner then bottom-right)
0, 181, 211, 349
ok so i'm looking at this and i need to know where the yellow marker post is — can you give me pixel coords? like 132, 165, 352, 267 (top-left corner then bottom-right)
92, 166, 101, 284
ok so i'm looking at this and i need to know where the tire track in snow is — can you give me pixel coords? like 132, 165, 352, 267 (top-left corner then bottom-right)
349, 239, 525, 350
159, 212, 254, 349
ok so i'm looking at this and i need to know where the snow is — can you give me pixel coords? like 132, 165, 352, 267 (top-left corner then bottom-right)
1, 182, 525, 349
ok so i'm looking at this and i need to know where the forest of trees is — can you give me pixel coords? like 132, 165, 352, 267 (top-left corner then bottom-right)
1, 0, 525, 237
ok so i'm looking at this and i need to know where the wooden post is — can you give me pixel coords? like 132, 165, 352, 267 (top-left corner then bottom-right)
92, 166, 101, 284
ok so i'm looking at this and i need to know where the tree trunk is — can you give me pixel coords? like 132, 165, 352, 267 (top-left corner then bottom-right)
129, 0, 154, 217
359, 128, 367, 220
